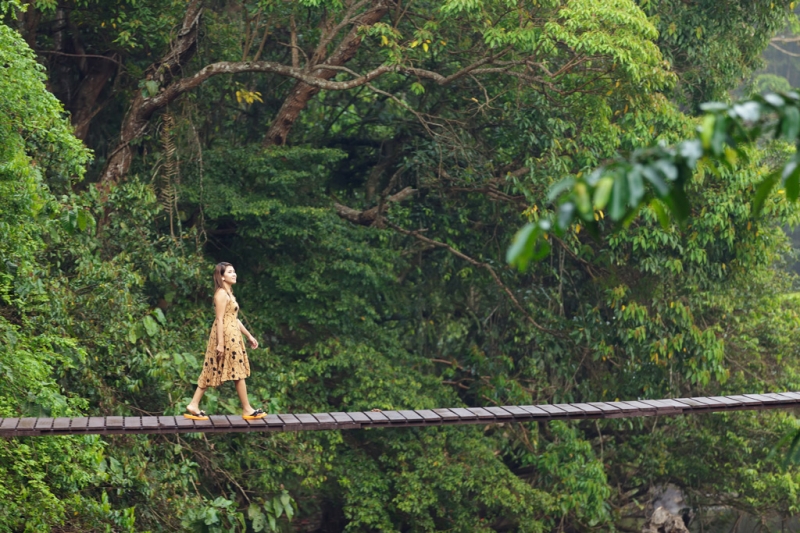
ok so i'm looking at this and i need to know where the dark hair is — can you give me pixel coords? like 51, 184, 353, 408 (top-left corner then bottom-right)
213, 262, 233, 292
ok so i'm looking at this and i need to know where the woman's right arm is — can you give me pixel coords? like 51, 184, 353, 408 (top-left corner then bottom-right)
214, 290, 227, 356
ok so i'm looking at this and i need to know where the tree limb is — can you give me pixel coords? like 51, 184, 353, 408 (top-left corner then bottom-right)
386, 223, 564, 337
333, 186, 417, 225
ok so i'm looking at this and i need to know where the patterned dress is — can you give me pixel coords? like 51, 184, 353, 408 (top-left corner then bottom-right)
197, 293, 251, 387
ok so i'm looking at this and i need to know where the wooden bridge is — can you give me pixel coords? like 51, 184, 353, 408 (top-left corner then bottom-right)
2, 392, 800, 437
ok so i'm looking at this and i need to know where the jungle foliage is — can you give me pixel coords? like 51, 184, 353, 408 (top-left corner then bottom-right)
3, 0, 800, 531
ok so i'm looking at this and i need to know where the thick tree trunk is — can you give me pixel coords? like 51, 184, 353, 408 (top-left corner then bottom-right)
99, 0, 203, 185
263, 2, 389, 146
70, 58, 117, 141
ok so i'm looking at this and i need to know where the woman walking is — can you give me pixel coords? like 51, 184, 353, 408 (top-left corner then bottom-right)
185, 262, 266, 420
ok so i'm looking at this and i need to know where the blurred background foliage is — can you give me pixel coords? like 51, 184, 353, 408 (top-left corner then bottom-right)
3, 0, 800, 531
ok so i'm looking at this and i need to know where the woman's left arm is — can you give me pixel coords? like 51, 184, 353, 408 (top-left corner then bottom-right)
238, 319, 258, 349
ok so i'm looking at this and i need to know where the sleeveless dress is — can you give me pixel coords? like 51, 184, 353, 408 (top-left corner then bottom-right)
197, 294, 251, 387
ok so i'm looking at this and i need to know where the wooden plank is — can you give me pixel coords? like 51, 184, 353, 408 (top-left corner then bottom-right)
553, 404, 586, 417
775, 392, 800, 401
157, 416, 178, 431
348, 412, 371, 424
571, 403, 604, 416
743, 394, 781, 406
141, 416, 160, 430
192, 417, 214, 431
538, 405, 568, 417
484, 407, 514, 419
124, 417, 141, 430
278, 414, 303, 430
209, 416, 233, 430
35, 418, 54, 430
295, 414, 322, 429
449, 408, 479, 421
225, 416, 251, 429
415, 410, 443, 422
382, 411, 407, 423
87, 417, 106, 431
313, 413, 336, 424
17, 418, 38, 434
106, 416, 124, 429
519, 405, 550, 417
724, 395, 763, 407
328, 413, 360, 429
586, 403, 623, 417
637, 400, 684, 414
618, 401, 657, 415
397, 410, 424, 422
263, 414, 282, 428
687, 397, 725, 407
364, 411, 390, 423
431, 409, 459, 421
466, 407, 495, 420
606, 402, 641, 414
309, 413, 338, 430
175, 416, 196, 431
500, 406, 532, 418
52, 418, 72, 431
707, 396, 742, 407
672, 398, 712, 409
70, 417, 89, 431
760, 393, 796, 404
330, 412, 357, 424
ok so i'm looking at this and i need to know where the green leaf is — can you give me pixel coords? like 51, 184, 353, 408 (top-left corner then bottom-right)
506, 222, 537, 271
547, 177, 576, 202
783, 160, 800, 201
609, 173, 629, 220
664, 184, 691, 224
268, 513, 277, 531
153, 308, 166, 325
642, 166, 669, 196
249, 505, 266, 533
751, 170, 781, 216
783, 105, 800, 141
145, 80, 159, 96
556, 202, 575, 231
593, 176, 614, 209
649, 198, 669, 229
127, 328, 138, 344
273, 496, 283, 519
143, 315, 159, 337
76, 209, 90, 232
626, 167, 644, 206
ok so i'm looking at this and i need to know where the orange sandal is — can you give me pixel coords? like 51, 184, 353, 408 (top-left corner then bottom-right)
243, 409, 267, 420
184, 409, 209, 420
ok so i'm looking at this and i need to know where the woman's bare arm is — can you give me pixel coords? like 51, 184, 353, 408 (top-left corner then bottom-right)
214, 289, 227, 355
238, 319, 258, 349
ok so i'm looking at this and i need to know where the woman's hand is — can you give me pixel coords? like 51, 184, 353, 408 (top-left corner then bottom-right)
216, 343, 225, 357
247, 335, 259, 349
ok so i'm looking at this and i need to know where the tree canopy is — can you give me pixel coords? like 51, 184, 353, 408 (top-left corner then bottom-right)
3, 0, 800, 531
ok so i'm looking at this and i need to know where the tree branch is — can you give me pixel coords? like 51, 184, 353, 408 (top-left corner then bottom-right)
386, 223, 564, 337
333, 186, 417, 225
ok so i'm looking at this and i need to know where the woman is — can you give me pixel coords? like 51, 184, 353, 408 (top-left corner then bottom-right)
185, 262, 266, 420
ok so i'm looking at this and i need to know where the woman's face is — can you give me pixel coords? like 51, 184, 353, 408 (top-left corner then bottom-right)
222, 265, 237, 284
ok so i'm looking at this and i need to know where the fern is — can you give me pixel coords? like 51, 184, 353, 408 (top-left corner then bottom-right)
155, 113, 180, 238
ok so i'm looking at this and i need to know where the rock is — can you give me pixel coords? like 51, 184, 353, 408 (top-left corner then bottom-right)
641, 506, 690, 533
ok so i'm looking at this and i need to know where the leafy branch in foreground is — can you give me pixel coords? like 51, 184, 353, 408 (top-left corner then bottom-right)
507, 91, 800, 271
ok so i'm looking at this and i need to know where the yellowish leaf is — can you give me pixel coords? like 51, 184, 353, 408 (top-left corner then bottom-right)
423, 42, 429, 52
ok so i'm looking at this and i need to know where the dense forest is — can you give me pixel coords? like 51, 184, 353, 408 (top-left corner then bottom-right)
3, 0, 800, 531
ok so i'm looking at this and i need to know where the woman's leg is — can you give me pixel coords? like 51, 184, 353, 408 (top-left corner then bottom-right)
234, 379, 255, 415
187, 386, 207, 414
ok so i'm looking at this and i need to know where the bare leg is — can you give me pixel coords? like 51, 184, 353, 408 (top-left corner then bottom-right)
186, 386, 207, 414
234, 379, 256, 415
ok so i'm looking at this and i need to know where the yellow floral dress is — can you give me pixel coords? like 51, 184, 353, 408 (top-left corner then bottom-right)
197, 294, 251, 387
